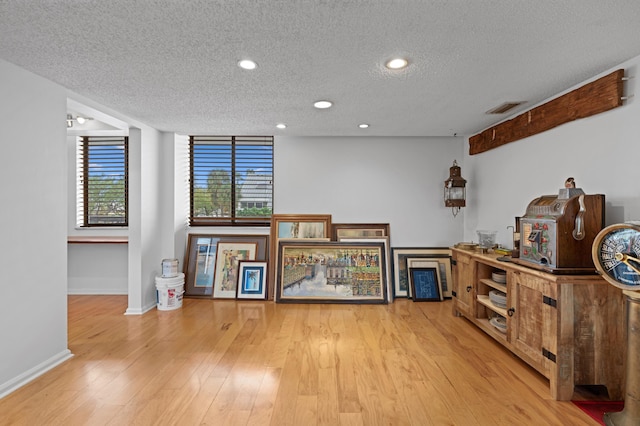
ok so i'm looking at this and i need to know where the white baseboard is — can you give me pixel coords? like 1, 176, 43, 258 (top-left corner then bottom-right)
0, 350, 74, 399
67, 288, 128, 295
125, 301, 157, 315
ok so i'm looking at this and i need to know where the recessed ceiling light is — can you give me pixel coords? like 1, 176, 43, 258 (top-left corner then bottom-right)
314, 100, 332, 109
276, 123, 287, 129
385, 58, 408, 70
238, 59, 257, 70
358, 123, 369, 128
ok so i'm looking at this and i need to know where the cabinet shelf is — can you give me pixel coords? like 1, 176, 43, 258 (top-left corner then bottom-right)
477, 318, 507, 341
477, 294, 507, 317
479, 278, 506, 292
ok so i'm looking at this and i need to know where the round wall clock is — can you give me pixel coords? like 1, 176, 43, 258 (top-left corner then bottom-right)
592, 222, 640, 291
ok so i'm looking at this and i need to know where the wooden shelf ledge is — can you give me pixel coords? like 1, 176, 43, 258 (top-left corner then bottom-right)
67, 236, 128, 244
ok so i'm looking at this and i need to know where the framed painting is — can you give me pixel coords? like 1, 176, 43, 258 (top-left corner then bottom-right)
331, 223, 390, 241
183, 234, 269, 298
407, 256, 452, 299
236, 261, 268, 300
391, 247, 452, 298
408, 267, 443, 302
276, 240, 387, 304
269, 214, 332, 299
212, 242, 258, 299
338, 236, 393, 303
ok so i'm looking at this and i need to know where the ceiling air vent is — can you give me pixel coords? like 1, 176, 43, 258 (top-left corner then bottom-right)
485, 101, 525, 114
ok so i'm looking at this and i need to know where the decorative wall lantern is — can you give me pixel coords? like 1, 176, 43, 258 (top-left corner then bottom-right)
444, 160, 466, 217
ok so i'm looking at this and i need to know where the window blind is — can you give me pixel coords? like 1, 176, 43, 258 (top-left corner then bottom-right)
190, 136, 273, 226
77, 136, 128, 227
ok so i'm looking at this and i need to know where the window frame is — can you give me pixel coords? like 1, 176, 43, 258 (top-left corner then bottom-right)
189, 135, 274, 227
77, 136, 129, 227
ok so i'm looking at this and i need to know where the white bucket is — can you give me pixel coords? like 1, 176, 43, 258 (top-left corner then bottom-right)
156, 273, 185, 311
161, 258, 179, 278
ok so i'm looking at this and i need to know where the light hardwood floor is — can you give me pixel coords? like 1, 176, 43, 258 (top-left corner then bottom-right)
0, 296, 607, 425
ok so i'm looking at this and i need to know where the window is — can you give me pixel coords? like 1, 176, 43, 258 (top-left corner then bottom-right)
77, 136, 128, 227
190, 136, 273, 226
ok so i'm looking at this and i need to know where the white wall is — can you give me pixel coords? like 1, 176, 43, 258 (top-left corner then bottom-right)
275, 136, 465, 246
0, 59, 72, 397
68, 244, 128, 294
463, 56, 640, 248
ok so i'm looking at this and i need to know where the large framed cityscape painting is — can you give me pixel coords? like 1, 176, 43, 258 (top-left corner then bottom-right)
276, 240, 387, 304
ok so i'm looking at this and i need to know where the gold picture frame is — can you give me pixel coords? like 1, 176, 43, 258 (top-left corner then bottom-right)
331, 223, 390, 241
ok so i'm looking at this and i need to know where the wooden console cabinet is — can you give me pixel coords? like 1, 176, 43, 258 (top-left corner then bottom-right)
451, 248, 626, 400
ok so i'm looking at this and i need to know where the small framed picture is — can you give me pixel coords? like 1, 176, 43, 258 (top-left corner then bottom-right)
237, 261, 268, 300
212, 242, 257, 299
406, 257, 452, 299
409, 267, 443, 302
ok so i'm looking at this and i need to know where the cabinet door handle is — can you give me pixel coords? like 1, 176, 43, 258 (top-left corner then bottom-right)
466, 286, 472, 293
507, 307, 515, 317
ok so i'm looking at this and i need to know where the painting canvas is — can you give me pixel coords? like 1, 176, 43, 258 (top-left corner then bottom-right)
277, 221, 326, 239
407, 257, 452, 299
409, 267, 443, 301
212, 242, 257, 299
276, 241, 387, 304
195, 241, 216, 287
331, 223, 390, 241
339, 236, 393, 303
237, 261, 267, 300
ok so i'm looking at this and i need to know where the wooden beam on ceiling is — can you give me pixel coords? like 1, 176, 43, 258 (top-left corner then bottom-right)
469, 69, 625, 155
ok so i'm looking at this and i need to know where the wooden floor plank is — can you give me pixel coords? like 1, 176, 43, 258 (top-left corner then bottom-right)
317, 368, 340, 426
0, 296, 608, 425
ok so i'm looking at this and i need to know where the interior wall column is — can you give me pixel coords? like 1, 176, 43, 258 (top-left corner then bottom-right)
126, 127, 143, 314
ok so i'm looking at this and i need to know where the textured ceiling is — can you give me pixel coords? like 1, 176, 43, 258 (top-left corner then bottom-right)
2, 1, 640, 137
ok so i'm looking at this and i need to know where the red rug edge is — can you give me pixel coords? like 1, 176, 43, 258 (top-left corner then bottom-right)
572, 401, 624, 426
